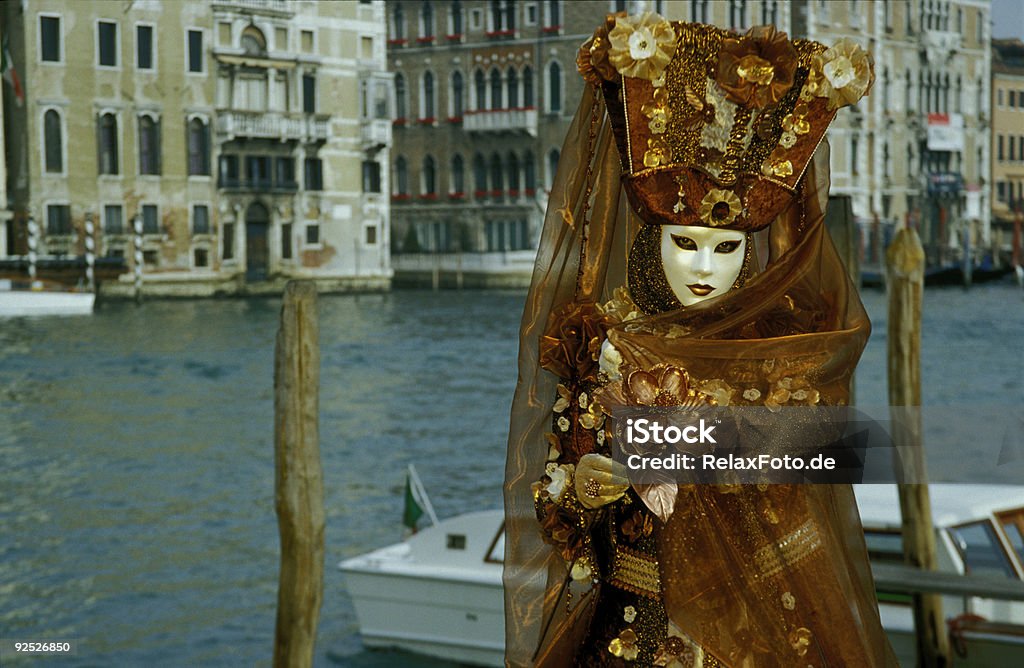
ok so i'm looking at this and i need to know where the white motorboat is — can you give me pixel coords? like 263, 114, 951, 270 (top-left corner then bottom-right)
0, 279, 95, 316
341, 484, 1024, 666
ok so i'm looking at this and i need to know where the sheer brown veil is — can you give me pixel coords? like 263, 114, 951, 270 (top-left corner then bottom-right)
504, 83, 896, 666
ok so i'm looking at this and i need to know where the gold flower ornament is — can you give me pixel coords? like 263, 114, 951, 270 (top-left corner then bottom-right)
607, 12, 677, 81
810, 38, 874, 110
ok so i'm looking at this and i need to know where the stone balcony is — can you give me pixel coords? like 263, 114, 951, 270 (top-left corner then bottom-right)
921, 29, 961, 63
463, 108, 538, 136
215, 111, 329, 143
362, 119, 392, 152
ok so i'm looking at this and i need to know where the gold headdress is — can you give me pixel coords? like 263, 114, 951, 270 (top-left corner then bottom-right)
579, 13, 874, 231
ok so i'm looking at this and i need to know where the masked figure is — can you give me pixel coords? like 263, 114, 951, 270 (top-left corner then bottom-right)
504, 13, 897, 667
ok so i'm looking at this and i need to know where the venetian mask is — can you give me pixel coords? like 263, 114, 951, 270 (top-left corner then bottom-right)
659, 225, 747, 306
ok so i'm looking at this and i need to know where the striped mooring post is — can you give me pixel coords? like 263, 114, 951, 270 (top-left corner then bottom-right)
84, 214, 96, 292
27, 216, 39, 286
133, 215, 143, 303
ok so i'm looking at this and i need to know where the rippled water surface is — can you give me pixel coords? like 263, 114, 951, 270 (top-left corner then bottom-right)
1, 284, 1022, 666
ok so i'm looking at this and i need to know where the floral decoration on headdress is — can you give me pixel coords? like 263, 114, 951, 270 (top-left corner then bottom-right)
716, 25, 798, 109
607, 12, 677, 81
807, 38, 874, 110
698, 189, 743, 227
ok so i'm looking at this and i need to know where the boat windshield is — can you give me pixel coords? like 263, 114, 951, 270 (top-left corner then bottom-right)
948, 520, 1019, 578
999, 510, 1024, 568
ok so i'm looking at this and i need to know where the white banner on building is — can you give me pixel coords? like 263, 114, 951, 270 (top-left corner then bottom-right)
927, 113, 964, 152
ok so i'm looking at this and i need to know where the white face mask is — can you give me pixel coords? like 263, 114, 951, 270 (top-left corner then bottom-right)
659, 225, 747, 306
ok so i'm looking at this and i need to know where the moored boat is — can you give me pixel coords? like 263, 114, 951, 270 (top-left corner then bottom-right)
0, 279, 95, 317
341, 483, 1024, 666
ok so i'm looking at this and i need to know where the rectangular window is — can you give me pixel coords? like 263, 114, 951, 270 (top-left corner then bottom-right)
998, 181, 1007, 202
245, 155, 271, 188
275, 157, 296, 189
40, 15, 61, 62
218, 21, 232, 46
362, 161, 381, 193
301, 29, 314, 53
303, 74, 316, 113
281, 223, 293, 259
46, 204, 71, 235
193, 205, 210, 235
187, 29, 203, 73
999, 135, 1005, 161
194, 247, 209, 267
1012, 138, 1017, 162
98, 21, 117, 67
470, 8, 483, 31
137, 25, 154, 70
220, 155, 239, 187
365, 225, 378, 245
525, 3, 537, 26
305, 224, 320, 245
222, 223, 234, 259
141, 204, 159, 234
104, 204, 124, 234
1012, 90, 1018, 108
275, 26, 288, 51
304, 158, 323, 191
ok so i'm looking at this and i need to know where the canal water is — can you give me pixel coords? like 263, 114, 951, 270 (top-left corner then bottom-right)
1, 283, 1022, 666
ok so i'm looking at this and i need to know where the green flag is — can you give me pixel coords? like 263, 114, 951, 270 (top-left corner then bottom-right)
402, 474, 424, 531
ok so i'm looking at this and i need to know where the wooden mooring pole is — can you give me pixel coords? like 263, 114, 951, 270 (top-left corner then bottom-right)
273, 281, 324, 668
886, 228, 951, 668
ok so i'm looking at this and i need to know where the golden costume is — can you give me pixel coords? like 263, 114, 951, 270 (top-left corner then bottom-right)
504, 13, 897, 667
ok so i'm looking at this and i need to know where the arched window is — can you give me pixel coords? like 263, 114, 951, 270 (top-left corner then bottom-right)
507, 152, 520, 193
523, 66, 534, 107
547, 148, 559, 188
474, 69, 487, 110
473, 153, 487, 195
395, 156, 408, 194
98, 112, 119, 174
395, 73, 407, 119
240, 26, 267, 56
451, 153, 465, 194
393, 5, 406, 40
451, 71, 464, 118
524, 151, 536, 192
138, 115, 160, 175
423, 71, 436, 119
44, 109, 62, 173
423, 155, 437, 195
421, 2, 435, 38
490, 153, 503, 194
548, 62, 561, 113
507, 67, 519, 108
187, 117, 210, 175
490, 68, 502, 110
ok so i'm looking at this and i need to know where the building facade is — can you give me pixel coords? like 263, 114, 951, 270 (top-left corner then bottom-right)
387, 0, 646, 286
992, 37, 1024, 264
388, 0, 993, 283
1, 0, 392, 296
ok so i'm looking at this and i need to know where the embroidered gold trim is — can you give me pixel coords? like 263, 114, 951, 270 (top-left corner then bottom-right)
610, 543, 662, 597
753, 519, 822, 578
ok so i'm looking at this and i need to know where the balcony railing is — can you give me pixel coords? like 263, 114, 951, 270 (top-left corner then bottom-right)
216, 111, 329, 142
463, 108, 538, 136
210, 0, 292, 17
362, 119, 392, 151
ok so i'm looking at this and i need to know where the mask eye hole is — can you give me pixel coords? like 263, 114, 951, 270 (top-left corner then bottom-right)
715, 240, 741, 254
671, 234, 697, 251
